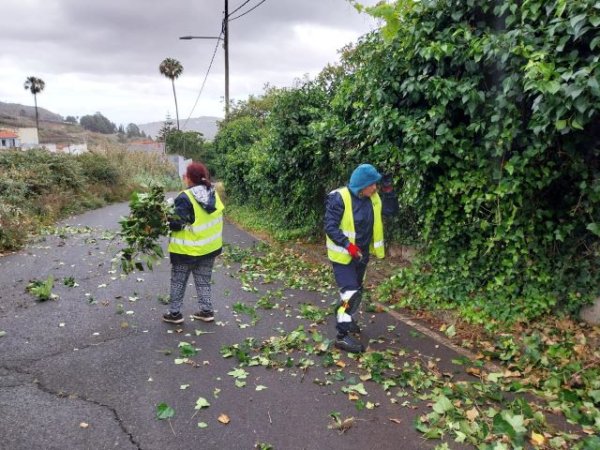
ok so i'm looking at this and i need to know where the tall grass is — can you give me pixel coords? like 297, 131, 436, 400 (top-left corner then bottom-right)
0, 144, 179, 252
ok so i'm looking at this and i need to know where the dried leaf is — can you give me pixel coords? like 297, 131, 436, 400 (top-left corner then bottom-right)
466, 407, 479, 422
389, 418, 402, 424
530, 431, 545, 446
218, 414, 230, 424
466, 367, 481, 377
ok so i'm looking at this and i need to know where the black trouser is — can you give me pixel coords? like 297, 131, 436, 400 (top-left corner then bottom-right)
332, 256, 368, 336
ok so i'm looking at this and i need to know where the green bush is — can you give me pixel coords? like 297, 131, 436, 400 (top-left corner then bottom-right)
0, 148, 178, 252
77, 152, 121, 185
214, 0, 599, 322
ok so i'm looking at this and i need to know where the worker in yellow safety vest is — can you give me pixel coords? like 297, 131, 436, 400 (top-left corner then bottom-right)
163, 161, 224, 325
324, 163, 398, 353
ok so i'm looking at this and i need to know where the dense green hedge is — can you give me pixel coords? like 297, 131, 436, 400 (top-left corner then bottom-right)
214, 0, 599, 323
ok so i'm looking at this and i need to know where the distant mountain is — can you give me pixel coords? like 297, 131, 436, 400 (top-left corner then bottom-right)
138, 116, 221, 141
0, 101, 63, 124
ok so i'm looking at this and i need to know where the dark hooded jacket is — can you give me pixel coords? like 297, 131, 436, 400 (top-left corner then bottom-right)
324, 187, 398, 257
168, 184, 222, 264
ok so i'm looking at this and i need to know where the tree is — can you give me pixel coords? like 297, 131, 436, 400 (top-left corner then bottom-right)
165, 130, 205, 160
64, 115, 78, 124
159, 58, 183, 130
126, 123, 142, 138
157, 114, 175, 143
79, 112, 116, 134
23, 76, 45, 133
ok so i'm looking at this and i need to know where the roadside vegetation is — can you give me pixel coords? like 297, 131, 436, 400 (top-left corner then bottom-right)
0, 143, 179, 252
212, 0, 599, 326
207, 2, 599, 446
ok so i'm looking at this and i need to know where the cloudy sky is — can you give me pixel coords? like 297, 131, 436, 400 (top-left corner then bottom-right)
0, 0, 381, 127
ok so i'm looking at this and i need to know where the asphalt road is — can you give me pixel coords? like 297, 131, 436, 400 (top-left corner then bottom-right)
0, 200, 468, 450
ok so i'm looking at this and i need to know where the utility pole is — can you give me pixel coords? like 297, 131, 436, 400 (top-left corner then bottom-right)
224, 0, 230, 117
179, 0, 230, 118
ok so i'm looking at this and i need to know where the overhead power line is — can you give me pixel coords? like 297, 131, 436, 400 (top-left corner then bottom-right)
182, 30, 224, 128
228, 0, 252, 17
229, 0, 267, 21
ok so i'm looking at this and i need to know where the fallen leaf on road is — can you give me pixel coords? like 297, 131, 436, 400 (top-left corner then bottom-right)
218, 414, 230, 424
389, 418, 402, 424
195, 397, 210, 409
79, 422, 89, 429
348, 393, 359, 401
466, 407, 479, 421
328, 416, 354, 434
335, 360, 346, 368
466, 367, 481, 377
530, 431, 545, 446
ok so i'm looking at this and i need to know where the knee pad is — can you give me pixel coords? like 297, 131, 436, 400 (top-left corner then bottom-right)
337, 289, 362, 317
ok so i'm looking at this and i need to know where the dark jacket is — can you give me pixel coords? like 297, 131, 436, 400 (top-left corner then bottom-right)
168, 184, 222, 264
324, 187, 398, 255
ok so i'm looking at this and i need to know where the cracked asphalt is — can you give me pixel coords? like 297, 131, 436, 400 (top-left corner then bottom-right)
0, 199, 471, 450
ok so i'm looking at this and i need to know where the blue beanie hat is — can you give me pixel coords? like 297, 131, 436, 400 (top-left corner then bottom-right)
348, 164, 382, 196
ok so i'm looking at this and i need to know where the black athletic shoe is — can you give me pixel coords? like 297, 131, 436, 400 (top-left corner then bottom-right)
335, 334, 365, 353
162, 312, 184, 324
348, 321, 361, 334
192, 310, 214, 322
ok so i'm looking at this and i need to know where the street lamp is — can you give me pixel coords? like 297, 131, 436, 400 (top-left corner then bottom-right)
179, 0, 230, 117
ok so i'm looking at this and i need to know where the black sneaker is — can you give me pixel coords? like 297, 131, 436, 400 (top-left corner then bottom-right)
192, 310, 214, 322
335, 334, 365, 353
162, 312, 184, 324
348, 321, 361, 334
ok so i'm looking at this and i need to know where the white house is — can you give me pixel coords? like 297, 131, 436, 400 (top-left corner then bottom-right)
0, 130, 20, 149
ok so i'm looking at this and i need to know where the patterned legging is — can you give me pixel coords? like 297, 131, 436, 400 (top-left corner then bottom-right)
168, 258, 215, 314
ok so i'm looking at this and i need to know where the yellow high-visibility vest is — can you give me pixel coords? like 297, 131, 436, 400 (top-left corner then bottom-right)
326, 187, 384, 264
168, 189, 224, 256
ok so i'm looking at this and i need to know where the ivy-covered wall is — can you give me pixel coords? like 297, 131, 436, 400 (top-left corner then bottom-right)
214, 0, 599, 323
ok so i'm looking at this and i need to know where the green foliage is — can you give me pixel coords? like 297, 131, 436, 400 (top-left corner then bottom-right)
155, 402, 175, 420
126, 123, 143, 138
215, 0, 599, 321
26, 276, 55, 301
360, 0, 600, 322
117, 185, 171, 274
80, 112, 116, 134
76, 152, 121, 185
0, 148, 178, 252
165, 130, 218, 172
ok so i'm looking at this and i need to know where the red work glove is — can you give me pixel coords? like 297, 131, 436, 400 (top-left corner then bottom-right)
346, 243, 362, 260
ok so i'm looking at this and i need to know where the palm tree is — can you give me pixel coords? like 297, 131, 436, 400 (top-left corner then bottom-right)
159, 58, 183, 130
24, 76, 45, 134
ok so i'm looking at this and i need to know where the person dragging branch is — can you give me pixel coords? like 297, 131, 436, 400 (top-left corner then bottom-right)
162, 161, 224, 325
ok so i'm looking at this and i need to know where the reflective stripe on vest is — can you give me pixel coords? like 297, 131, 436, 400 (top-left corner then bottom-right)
326, 187, 384, 264
168, 189, 224, 256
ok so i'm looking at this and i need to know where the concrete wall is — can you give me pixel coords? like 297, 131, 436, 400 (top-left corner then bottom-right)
17, 127, 39, 145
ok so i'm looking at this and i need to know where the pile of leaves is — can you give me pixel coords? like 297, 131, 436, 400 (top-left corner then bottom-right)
217, 243, 600, 449
117, 185, 172, 274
